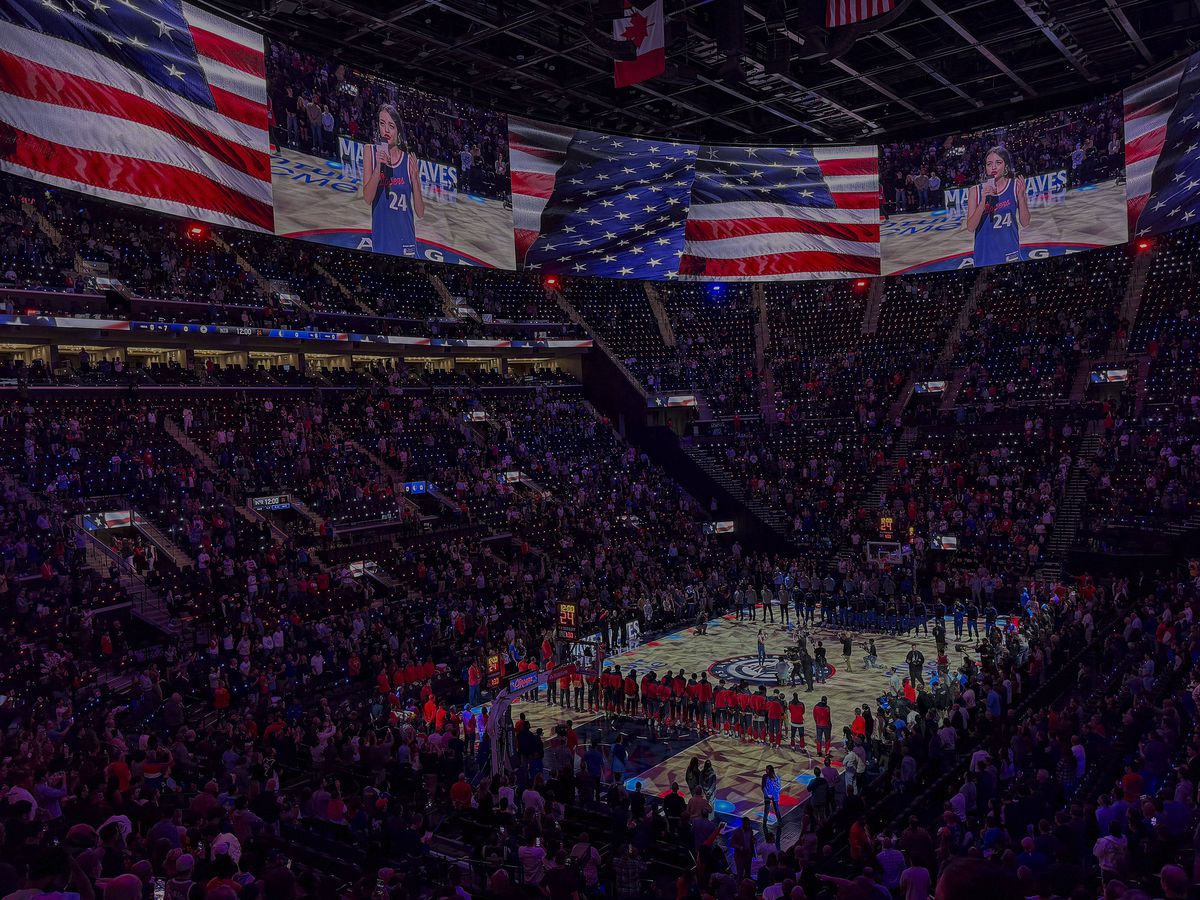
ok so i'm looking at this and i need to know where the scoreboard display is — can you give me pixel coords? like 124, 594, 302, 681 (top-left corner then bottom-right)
556, 599, 580, 641
485, 652, 504, 690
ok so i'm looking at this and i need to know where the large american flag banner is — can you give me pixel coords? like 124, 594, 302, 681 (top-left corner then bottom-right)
0, 0, 272, 233
678, 144, 880, 280
1125, 50, 1200, 238
517, 126, 697, 279
509, 117, 575, 265
510, 118, 880, 281
827, 0, 894, 28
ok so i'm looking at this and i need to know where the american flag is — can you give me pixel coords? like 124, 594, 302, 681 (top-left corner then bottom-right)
827, 0, 894, 28
1125, 50, 1200, 238
508, 116, 574, 265
0, 0, 272, 233
678, 144, 880, 280
518, 127, 697, 279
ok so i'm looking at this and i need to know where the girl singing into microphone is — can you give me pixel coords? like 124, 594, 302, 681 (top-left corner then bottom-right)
964, 146, 1030, 267
362, 103, 425, 257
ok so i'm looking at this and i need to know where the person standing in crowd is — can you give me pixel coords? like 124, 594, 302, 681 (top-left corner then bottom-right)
906, 643, 926, 687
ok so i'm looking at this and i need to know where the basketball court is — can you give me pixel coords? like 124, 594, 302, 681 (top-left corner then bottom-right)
271, 148, 517, 269
882, 178, 1128, 274
508, 609, 946, 830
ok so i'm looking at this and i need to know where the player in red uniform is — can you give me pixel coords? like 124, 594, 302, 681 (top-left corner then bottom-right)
714, 679, 731, 733
812, 695, 832, 756
641, 671, 656, 724
603, 665, 621, 716
571, 669, 584, 711
735, 684, 753, 738
585, 668, 598, 711
556, 667, 571, 709
697, 673, 714, 730
656, 678, 672, 728
624, 670, 639, 715
671, 671, 687, 728
766, 691, 785, 747
788, 693, 807, 749
751, 687, 769, 742
685, 674, 701, 726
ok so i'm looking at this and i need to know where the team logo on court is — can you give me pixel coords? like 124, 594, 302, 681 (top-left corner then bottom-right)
708, 656, 836, 685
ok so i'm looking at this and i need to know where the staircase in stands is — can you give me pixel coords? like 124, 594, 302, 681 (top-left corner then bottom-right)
860, 278, 886, 335
1036, 430, 1102, 583
311, 254, 376, 315
682, 445, 792, 538
162, 417, 323, 564
427, 270, 458, 318
551, 288, 649, 401
752, 285, 777, 425
644, 282, 676, 348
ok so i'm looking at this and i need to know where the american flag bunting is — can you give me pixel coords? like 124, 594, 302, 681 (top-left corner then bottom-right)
0, 0, 272, 232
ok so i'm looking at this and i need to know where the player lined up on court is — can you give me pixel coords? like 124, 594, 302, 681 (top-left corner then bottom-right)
589, 666, 834, 753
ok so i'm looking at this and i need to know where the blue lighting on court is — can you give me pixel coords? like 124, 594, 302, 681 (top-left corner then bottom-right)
930, 208, 948, 217
713, 799, 736, 814
795, 773, 814, 787
624, 778, 642, 792
325, 160, 344, 169
1076, 184, 1097, 192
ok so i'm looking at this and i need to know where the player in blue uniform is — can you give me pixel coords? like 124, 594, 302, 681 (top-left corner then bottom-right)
362, 104, 425, 257
964, 147, 1030, 268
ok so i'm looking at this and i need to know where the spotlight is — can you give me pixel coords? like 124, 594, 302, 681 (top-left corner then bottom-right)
710, 284, 723, 295
855, 279, 869, 289
1136, 239, 1151, 252
543, 275, 560, 289
186, 223, 207, 241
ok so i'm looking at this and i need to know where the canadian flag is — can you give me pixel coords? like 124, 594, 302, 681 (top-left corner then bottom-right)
613, 0, 666, 88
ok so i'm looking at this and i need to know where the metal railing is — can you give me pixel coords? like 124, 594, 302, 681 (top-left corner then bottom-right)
71, 516, 154, 610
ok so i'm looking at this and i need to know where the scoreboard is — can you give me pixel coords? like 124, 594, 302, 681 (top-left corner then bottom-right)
556, 599, 580, 641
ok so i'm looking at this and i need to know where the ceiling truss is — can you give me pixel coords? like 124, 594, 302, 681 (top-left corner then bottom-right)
210, 0, 1198, 144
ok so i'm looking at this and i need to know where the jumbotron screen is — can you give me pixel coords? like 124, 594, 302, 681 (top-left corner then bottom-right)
266, 40, 515, 269
0, 3, 1194, 281
879, 94, 1128, 275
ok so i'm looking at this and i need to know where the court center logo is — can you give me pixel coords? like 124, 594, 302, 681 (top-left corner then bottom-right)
708, 656, 836, 685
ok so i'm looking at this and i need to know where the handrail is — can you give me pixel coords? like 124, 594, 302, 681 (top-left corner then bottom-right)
71, 516, 154, 606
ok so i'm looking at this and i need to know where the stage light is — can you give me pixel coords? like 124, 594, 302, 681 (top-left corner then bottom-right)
710, 284, 723, 295
1136, 239, 1151, 252
186, 223, 207, 241
855, 279, 868, 289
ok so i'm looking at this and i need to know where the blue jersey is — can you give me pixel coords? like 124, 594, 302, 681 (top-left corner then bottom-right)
371, 152, 417, 257
972, 178, 1022, 267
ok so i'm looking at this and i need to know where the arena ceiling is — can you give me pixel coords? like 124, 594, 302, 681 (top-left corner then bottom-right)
213, 0, 1200, 144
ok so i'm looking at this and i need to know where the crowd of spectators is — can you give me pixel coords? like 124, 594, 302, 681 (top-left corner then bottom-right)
657, 285, 760, 418
1081, 400, 1200, 538
952, 250, 1125, 409
870, 418, 1080, 583
0, 175, 583, 354
2, 148, 1200, 900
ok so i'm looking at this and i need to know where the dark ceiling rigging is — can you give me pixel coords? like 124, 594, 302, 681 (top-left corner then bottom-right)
209, 0, 1200, 144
